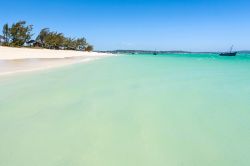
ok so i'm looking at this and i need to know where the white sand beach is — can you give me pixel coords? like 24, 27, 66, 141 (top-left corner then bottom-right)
0, 46, 111, 75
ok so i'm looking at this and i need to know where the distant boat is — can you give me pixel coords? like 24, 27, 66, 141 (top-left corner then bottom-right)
220, 45, 237, 56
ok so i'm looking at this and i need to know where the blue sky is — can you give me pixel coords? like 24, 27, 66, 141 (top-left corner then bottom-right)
0, 0, 249, 51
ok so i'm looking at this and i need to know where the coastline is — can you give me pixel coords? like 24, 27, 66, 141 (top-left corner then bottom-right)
0, 46, 112, 76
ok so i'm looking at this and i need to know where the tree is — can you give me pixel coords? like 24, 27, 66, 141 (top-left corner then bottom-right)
62, 37, 87, 50
2, 23, 10, 45
36, 28, 49, 47
75, 37, 87, 50
9, 21, 33, 47
63, 37, 77, 50
43, 31, 65, 49
53, 32, 65, 49
85, 45, 94, 52
37, 29, 65, 49
1, 20, 93, 50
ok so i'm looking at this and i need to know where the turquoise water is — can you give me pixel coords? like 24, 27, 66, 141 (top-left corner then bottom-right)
0, 54, 250, 166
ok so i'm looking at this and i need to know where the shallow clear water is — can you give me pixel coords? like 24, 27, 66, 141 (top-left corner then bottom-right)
1, 54, 250, 166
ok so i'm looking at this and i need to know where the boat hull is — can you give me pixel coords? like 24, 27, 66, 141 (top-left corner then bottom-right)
219, 52, 237, 56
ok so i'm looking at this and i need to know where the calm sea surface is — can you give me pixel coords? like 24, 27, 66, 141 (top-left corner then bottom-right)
0, 54, 250, 166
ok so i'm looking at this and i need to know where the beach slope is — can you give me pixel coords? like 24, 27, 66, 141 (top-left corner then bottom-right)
0, 46, 111, 75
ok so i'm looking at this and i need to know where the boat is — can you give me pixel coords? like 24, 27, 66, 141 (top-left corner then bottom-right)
153, 49, 158, 55
220, 45, 237, 56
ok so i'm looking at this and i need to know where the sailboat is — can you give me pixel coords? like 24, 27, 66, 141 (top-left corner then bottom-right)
220, 45, 237, 56
153, 49, 158, 55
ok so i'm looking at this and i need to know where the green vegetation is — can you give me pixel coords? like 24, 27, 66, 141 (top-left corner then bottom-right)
2, 24, 10, 45
85, 45, 94, 52
1, 21, 93, 51
9, 21, 33, 47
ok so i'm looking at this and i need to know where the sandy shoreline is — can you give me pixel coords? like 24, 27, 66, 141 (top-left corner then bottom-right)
0, 46, 110, 60
0, 46, 112, 76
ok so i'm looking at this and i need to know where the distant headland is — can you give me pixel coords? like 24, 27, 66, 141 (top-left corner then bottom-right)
99, 50, 250, 54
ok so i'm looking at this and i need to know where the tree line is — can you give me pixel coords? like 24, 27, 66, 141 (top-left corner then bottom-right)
0, 21, 93, 51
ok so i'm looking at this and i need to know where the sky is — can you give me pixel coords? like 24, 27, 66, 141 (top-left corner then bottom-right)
0, 0, 250, 51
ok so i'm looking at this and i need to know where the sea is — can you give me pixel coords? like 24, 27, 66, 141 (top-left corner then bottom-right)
0, 53, 250, 166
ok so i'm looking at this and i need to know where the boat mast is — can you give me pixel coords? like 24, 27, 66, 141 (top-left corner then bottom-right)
230, 45, 234, 53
